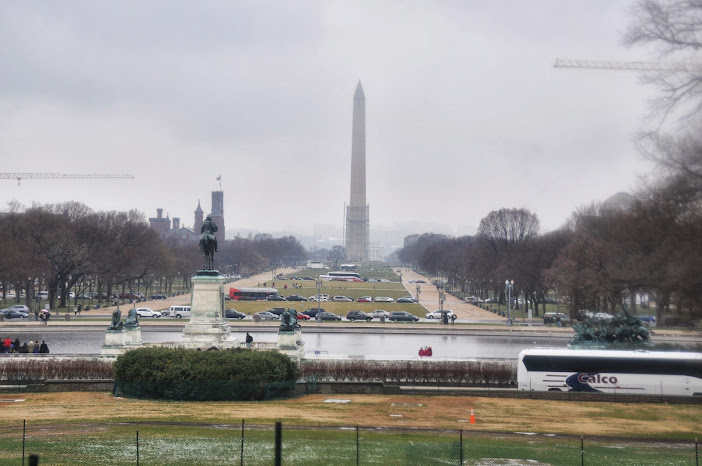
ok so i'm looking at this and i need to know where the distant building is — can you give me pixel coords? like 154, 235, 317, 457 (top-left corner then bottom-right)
149, 190, 226, 241
148, 208, 171, 237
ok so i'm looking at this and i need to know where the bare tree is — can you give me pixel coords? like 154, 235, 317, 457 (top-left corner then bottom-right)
477, 208, 540, 254
624, 0, 702, 126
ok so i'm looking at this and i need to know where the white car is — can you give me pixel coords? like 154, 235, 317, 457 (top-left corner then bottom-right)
135, 308, 162, 318
371, 310, 390, 319
374, 296, 394, 303
309, 295, 329, 302
425, 310, 455, 319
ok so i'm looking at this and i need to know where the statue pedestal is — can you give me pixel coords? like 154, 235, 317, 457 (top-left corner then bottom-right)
179, 273, 239, 349
101, 327, 142, 357
277, 329, 305, 359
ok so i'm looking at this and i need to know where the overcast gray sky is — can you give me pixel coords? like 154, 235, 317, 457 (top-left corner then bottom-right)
0, 1, 658, 238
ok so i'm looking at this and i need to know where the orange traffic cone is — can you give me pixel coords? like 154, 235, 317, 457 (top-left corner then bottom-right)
470, 407, 476, 424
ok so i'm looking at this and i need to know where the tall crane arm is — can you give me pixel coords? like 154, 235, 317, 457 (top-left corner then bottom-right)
0, 173, 134, 186
554, 58, 696, 72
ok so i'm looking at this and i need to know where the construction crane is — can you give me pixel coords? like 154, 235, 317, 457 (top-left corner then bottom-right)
554, 58, 698, 72
0, 173, 135, 186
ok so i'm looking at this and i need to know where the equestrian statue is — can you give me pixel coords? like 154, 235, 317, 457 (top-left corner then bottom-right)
199, 215, 219, 270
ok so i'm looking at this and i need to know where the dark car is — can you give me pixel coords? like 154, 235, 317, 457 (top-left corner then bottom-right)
150, 294, 168, 300
225, 309, 246, 319
268, 307, 287, 316
286, 295, 307, 301
317, 311, 342, 321
346, 310, 372, 322
267, 295, 286, 301
397, 297, 416, 303
303, 308, 324, 318
388, 311, 419, 322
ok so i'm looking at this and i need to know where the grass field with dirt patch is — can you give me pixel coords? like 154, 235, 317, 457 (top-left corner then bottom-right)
2, 392, 701, 441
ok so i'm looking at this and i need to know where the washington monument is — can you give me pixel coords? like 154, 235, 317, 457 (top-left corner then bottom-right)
344, 81, 369, 262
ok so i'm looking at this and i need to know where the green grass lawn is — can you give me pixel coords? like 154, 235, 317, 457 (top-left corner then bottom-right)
225, 276, 425, 317
3, 422, 699, 465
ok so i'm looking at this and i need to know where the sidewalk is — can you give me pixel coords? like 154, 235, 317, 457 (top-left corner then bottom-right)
396, 268, 504, 321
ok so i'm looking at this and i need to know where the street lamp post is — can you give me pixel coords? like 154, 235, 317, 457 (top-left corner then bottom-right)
505, 280, 514, 326
416, 285, 421, 303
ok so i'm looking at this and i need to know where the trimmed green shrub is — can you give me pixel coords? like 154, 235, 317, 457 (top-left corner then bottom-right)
113, 347, 299, 401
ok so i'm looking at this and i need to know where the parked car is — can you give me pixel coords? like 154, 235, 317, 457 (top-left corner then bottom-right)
397, 296, 416, 303
346, 310, 373, 322
2, 309, 28, 319
267, 295, 286, 301
225, 309, 246, 319
374, 296, 394, 303
253, 311, 280, 321
309, 294, 330, 302
357, 296, 372, 302
425, 310, 455, 319
388, 311, 419, 322
286, 295, 307, 301
371, 310, 390, 319
268, 307, 287, 316
317, 311, 342, 321
295, 312, 311, 320
150, 294, 168, 300
1, 305, 30, 314
543, 312, 571, 325
135, 308, 161, 318
168, 305, 191, 319
302, 308, 324, 318
637, 315, 657, 327
332, 296, 354, 302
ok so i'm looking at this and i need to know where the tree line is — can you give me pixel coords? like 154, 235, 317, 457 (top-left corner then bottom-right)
0, 202, 307, 310
397, 0, 702, 322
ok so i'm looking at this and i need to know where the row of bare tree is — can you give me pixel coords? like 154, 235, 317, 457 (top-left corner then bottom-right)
0, 202, 307, 310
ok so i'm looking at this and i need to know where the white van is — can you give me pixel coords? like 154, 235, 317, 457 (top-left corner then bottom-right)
38, 291, 49, 299
167, 305, 191, 318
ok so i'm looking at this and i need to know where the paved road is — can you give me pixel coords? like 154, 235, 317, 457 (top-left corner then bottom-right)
396, 268, 505, 321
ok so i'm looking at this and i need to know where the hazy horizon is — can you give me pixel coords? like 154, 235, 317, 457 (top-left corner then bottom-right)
1, 1, 657, 238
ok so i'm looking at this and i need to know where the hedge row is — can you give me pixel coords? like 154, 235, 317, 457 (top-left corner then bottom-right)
113, 347, 299, 401
300, 360, 516, 387
0, 359, 113, 380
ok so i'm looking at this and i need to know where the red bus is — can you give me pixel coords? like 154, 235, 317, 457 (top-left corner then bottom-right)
228, 287, 279, 300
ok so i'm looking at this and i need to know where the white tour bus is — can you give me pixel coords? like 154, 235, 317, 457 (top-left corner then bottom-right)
327, 271, 362, 281
518, 348, 702, 396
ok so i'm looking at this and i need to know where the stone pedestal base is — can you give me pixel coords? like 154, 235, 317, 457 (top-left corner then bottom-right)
179, 273, 239, 350
101, 327, 142, 357
277, 329, 305, 359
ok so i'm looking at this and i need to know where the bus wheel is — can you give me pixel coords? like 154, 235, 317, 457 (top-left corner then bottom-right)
547, 388, 562, 392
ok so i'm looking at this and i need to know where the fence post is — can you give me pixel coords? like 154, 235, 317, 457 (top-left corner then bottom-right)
356, 425, 359, 466
696, 437, 698, 466
580, 435, 584, 466
460, 429, 463, 466
136, 430, 140, 466
240, 419, 245, 466
22, 419, 26, 466
274, 422, 282, 466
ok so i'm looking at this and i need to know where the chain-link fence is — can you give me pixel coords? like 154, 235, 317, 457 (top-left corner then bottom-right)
0, 420, 698, 465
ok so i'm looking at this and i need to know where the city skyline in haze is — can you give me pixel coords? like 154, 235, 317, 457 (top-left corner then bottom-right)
1, 1, 658, 239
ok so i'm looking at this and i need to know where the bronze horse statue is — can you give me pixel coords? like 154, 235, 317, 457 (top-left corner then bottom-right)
199, 215, 219, 270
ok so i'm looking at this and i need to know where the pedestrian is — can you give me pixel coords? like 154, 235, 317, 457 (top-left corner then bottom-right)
13, 338, 20, 351
246, 332, 253, 347
39, 341, 49, 354
2, 337, 11, 353
19, 342, 29, 353
33, 345, 39, 354
28, 341, 35, 353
